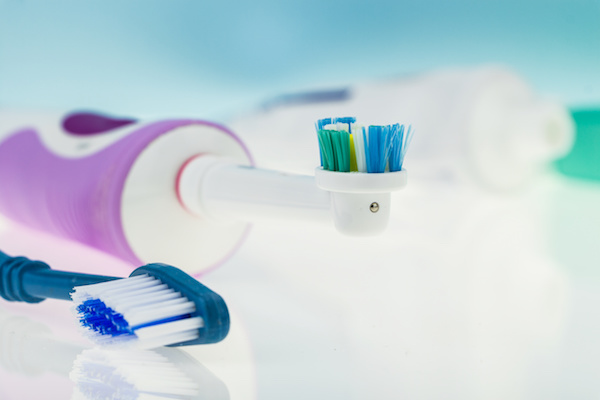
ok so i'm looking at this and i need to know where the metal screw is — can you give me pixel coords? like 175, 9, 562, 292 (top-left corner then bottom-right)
370, 202, 379, 213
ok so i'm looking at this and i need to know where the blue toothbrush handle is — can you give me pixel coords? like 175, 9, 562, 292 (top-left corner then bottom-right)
0, 251, 118, 303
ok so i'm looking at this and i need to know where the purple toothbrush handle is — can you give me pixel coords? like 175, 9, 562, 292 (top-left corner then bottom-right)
0, 119, 246, 265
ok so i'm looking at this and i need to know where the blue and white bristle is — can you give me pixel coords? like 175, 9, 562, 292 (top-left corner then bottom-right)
71, 275, 204, 349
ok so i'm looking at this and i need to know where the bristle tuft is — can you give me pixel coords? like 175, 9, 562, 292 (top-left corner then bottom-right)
389, 124, 414, 172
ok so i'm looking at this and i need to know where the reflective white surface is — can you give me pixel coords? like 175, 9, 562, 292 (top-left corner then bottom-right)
0, 173, 599, 399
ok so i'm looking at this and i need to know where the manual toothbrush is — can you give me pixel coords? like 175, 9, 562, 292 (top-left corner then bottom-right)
0, 250, 229, 348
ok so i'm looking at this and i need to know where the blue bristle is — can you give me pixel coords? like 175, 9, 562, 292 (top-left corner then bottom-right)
400, 125, 414, 166
77, 299, 134, 338
389, 124, 404, 172
131, 314, 191, 330
380, 125, 394, 172
333, 117, 355, 124
388, 124, 413, 172
367, 126, 383, 173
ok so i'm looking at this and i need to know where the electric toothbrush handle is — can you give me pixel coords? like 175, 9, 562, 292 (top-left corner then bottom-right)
0, 112, 253, 272
0, 118, 186, 265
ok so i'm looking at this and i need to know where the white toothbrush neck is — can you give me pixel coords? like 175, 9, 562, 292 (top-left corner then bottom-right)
178, 155, 331, 224
178, 155, 408, 236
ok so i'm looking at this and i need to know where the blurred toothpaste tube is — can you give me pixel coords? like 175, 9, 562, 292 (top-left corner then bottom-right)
229, 66, 575, 190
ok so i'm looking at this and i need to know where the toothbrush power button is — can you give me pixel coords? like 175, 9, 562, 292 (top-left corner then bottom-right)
62, 112, 137, 136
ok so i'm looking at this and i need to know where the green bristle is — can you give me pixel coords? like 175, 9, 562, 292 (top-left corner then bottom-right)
317, 129, 335, 171
317, 129, 351, 172
332, 130, 351, 172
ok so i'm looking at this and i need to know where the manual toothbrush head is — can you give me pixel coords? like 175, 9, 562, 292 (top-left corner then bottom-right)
315, 117, 413, 236
71, 263, 229, 349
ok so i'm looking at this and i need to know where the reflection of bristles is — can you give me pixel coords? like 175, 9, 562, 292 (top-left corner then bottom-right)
71, 275, 204, 349
70, 348, 200, 399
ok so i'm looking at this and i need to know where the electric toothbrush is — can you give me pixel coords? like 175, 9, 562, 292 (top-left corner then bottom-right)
0, 111, 411, 274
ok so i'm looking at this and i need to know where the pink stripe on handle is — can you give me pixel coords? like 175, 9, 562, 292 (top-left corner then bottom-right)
175, 153, 206, 215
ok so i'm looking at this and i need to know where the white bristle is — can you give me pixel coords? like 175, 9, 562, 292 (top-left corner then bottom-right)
71, 275, 151, 302
352, 124, 367, 172
134, 321, 204, 349
101, 288, 180, 310
125, 300, 196, 327
71, 274, 203, 349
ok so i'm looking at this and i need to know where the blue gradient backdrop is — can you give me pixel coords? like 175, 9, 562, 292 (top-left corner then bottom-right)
0, 0, 598, 118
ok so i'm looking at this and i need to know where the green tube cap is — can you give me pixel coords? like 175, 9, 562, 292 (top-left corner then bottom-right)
556, 109, 600, 181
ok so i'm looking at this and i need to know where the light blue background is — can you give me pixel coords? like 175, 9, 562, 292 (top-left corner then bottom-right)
0, 0, 598, 118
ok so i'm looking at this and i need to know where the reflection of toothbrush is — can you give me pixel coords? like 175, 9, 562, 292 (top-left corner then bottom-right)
70, 348, 229, 400
0, 250, 229, 348
0, 308, 83, 377
0, 111, 411, 273
0, 307, 228, 399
